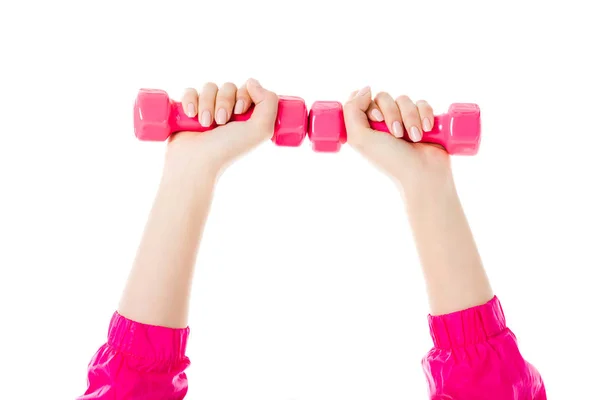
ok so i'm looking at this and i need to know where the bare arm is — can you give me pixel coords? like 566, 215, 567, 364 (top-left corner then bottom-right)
342, 87, 493, 314
118, 168, 215, 328
343, 88, 545, 399
79, 80, 279, 399
403, 178, 493, 315
117, 79, 279, 329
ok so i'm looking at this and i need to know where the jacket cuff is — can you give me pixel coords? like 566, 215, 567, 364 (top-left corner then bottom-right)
107, 312, 190, 362
428, 296, 507, 349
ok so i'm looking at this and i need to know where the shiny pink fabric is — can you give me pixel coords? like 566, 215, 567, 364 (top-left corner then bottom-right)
424, 296, 546, 399
78, 312, 190, 399
80, 296, 545, 399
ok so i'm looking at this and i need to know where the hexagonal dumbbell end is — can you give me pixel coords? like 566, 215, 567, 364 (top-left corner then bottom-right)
272, 96, 308, 147
443, 103, 481, 155
307, 101, 346, 152
134, 89, 308, 146
134, 89, 173, 141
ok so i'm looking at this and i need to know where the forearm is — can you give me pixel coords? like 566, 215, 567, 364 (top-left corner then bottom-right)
403, 176, 493, 315
118, 166, 216, 328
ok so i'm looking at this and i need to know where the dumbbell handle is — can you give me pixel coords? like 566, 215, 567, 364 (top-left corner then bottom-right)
168, 101, 254, 133
368, 116, 448, 145
170, 108, 473, 154
171, 104, 446, 144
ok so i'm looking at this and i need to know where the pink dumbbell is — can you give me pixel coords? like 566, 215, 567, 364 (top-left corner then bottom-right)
308, 101, 481, 155
133, 89, 308, 146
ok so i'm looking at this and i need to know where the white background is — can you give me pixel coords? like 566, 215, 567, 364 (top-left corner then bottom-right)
1, 0, 599, 398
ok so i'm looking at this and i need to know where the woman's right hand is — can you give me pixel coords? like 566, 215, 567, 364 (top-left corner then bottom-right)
164, 78, 279, 178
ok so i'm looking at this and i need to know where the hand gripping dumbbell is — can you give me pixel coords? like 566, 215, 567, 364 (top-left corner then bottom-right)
308, 101, 481, 155
133, 89, 308, 146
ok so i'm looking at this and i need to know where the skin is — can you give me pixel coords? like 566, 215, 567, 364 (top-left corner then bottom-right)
118, 78, 279, 328
118, 79, 493, 329
344, 87, 493, 315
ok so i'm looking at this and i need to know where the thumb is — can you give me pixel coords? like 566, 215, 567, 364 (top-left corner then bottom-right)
246, 78, 278, 131
343, 86, 373, 145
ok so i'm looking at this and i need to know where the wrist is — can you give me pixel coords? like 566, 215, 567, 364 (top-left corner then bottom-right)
160, 161, 218, 198
162, 148, 220, 180
397, 172, 458, 209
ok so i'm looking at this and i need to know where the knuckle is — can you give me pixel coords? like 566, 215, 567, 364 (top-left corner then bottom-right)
217, 89, 236, 101
221, 81, 237, 91
375, 91, 392, 102
343, 101, 357, 113
236, 88, 249, 99
182, 88, 198, 100
395, 94, 411, 103
198, 96, 215, 107
404, 109, 420, 122
202, 82, 218, 92
263, 91, 279, 104
416, 100, 432, 110
263, 89, 276, 99
216, 99, 234, 109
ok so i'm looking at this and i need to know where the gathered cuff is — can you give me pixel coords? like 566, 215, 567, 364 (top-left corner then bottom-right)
107, 312, 190, 362
428, 296, 507, 349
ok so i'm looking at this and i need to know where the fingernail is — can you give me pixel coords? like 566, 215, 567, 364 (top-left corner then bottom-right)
410, 126, 422, 142
357, 86, 370, 96
371, 109, 384, 122
186, 103, 195, 117
392, 121, 403, 138
216, 108, 227, 125
201, 110, 211, 127
422, 118, 432, 132
234, 100, 245, 114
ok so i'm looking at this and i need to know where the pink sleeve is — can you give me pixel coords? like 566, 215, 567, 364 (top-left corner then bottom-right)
78, 312, 191, 400
422, 296, 546, 400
